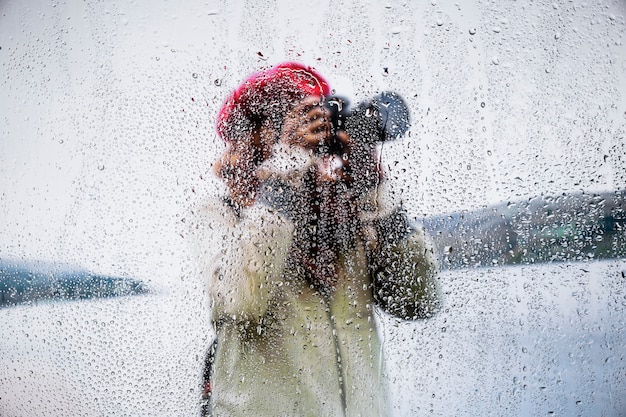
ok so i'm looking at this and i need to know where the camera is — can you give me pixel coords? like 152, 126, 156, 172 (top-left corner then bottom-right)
323, 91, 410, 152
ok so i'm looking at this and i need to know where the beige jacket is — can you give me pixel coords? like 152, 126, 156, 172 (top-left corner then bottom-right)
191, 196, 440, 417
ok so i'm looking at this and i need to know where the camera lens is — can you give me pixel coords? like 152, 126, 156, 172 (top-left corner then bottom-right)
322, 92, 410, 149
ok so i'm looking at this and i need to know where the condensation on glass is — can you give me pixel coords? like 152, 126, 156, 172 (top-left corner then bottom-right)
0, 0, 624, 416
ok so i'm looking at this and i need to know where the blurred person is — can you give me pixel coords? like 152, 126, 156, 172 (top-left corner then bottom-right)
191, 62, 440, 417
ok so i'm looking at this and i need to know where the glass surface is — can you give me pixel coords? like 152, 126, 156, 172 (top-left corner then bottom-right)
1, 0, 625, 415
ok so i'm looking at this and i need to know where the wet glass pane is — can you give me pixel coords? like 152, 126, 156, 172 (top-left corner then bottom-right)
1, 0, 625, 416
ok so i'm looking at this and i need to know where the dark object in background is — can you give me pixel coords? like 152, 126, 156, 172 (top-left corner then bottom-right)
0, 259, 149, 308
323, 91, 410, 152
424, 189, 626, 269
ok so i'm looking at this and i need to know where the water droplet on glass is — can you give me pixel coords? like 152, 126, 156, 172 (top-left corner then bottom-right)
436, 20, 443, 27
469, 28, 477, 35
492, 26, 501, 33
492, 57, 500, 65
192, 73, 198, 79
214, 79, 222, 86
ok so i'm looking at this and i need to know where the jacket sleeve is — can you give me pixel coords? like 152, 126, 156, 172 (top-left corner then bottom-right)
191, 201, 293, 325
368, 208, 441, 320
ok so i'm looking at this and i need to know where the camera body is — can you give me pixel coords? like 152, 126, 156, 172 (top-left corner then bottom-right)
323, 91, 410, 152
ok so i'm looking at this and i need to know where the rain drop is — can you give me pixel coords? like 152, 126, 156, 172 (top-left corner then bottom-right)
469, 28, 477, 35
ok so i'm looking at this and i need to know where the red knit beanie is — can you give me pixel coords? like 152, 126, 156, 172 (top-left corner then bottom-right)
216, 62, 331, 142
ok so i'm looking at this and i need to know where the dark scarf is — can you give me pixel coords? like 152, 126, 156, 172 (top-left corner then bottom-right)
257, 170, 360, 294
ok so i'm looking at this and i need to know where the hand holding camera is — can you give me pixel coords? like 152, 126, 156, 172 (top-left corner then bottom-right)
280, 92, 410, 200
